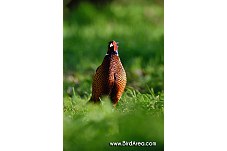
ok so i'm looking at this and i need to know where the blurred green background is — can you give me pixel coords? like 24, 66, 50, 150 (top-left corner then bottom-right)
63, 0, 164, 150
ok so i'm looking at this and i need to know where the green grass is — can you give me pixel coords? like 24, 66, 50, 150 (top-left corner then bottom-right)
64, 0, 164, 150
64, 88, 164, 151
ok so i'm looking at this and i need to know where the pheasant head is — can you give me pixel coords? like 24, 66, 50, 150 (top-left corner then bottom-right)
107, 40, 119, 55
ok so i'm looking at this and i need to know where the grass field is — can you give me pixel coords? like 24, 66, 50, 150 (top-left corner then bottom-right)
64, 0, 164, 150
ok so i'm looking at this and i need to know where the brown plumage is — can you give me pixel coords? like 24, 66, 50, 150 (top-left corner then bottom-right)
90, 40, 127, 106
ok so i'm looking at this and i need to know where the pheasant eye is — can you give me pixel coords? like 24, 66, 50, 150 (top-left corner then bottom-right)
110, 43, 113, 47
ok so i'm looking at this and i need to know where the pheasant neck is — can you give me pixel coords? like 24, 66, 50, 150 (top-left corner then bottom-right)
106, 50, 118, 56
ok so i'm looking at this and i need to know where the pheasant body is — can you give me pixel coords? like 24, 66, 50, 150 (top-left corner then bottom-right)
90, 41, 126, 106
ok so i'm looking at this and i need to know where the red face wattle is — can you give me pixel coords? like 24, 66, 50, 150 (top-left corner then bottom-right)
111, 41, 118, 51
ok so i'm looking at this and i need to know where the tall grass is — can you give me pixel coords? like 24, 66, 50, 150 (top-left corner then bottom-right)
64, 88, 164, 151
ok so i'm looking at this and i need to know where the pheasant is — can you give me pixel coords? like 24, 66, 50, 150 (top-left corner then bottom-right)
90, 40, 127, 107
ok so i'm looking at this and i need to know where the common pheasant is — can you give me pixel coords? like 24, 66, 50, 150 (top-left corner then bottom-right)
90, 40, 127, 107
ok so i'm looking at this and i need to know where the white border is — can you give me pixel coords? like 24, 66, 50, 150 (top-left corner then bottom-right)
0, 0, 63, 150
165, 0, 227, 150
